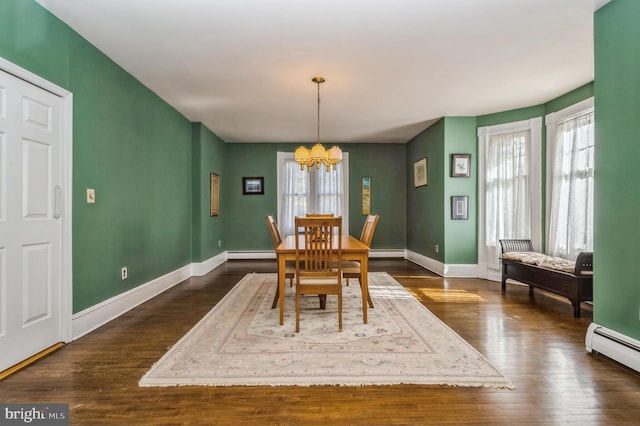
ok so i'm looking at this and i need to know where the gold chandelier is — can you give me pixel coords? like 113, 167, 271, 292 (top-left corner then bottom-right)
294, 77, 343, 172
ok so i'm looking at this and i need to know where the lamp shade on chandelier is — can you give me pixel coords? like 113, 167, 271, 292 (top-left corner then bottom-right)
295, 77, 343, 172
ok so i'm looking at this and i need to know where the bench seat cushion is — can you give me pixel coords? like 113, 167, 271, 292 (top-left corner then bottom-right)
502, 251, 576, 273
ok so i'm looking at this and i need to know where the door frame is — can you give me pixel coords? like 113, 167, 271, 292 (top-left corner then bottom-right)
0, 57, 73, 343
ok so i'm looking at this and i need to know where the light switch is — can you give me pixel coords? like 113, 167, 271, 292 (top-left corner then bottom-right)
87, 188, 96, 204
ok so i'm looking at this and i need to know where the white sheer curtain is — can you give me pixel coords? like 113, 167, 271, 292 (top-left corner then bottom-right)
315, 163, 344, 216
280, 159, 309, 237
277, 152, 347, 238
547, 111, 594, 260
484, 130, 533, 269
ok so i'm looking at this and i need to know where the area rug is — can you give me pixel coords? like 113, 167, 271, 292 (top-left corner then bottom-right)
139, 272, 513, 388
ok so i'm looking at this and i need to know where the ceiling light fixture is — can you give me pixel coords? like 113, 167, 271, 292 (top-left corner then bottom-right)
294, 77, 343, 172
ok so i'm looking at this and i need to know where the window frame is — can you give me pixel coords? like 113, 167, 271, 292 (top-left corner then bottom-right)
276, 151, 349, 237
477, 117, 542, 281
544, 97, 594, 257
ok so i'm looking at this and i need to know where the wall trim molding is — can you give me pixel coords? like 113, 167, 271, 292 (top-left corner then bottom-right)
371, 249, 405, 258
405, 250, 485, 278
227, 251, 274, 260
191, 252, 227, 276
72, 264, 193, 340
406, 250, 444, 276
443, 263, 479, 278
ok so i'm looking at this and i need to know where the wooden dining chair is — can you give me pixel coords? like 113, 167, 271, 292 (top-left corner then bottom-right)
294, 216, 343, 332
306, 213, 334, 217
265, 215, 295, 309
342, 214, 379, 309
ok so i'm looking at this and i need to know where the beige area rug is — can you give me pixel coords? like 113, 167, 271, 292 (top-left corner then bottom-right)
139, 272, 513, 388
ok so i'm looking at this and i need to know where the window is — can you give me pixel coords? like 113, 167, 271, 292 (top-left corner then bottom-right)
478, 118, 542, 279
277, 152, 349, 238
545, 98, 594, 260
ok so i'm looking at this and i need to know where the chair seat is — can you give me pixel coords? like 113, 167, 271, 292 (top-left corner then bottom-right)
340, 260, 361, 275
299, 275, 342, 286
284, 262, 296, 275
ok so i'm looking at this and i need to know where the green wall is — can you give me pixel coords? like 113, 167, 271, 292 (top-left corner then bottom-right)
224, 143, 280, 250
406, 117, 478, 264
1, 0, 195, 312
407, 119, 446, 261
345, 143, 407, 249
70, 37, 193, 312
0, 0, 69, 89
443, 117, 478, 264
191, 123, 226, 261
224, 143, 407, 251
594, 0, 640, 340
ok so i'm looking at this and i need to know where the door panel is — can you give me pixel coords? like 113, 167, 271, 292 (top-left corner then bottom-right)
0, 69, 62, 371
23, 138, 51, 219
23, 243, 51, 326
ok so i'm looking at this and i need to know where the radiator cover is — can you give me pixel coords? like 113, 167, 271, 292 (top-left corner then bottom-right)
586, 323, 640, 373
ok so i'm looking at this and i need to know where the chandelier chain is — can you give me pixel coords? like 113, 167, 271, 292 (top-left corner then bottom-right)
294, 76, 342, 172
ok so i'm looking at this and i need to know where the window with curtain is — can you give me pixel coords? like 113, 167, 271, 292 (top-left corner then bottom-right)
478, 118, 542, 278
277, 152, 349, 238
546, 99, 594, 260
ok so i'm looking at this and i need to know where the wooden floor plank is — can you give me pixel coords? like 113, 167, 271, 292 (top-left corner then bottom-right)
0, 259, 639, 425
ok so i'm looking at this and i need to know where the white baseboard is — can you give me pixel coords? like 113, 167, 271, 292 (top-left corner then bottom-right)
405, 250, 444, 276
227, 251, 275, 260
191, 252, 227, 276
405, 250, 480, 278
72, 264, 193, 340
443, 263, 479, 277
370, 249, 406, 258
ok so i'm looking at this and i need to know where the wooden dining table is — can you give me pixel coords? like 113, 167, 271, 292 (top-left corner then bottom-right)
275, 234, 370, 326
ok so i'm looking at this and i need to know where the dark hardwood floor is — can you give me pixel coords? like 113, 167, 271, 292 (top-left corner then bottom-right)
1, 259, 639, 425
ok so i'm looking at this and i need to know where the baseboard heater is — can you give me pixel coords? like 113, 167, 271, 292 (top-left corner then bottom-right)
586, 323, 640, 373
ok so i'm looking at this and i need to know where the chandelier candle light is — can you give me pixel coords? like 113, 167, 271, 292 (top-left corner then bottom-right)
295, 77, 343, 172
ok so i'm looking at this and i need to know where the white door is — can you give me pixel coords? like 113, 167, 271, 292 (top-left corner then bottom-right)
0, 68, 63, 371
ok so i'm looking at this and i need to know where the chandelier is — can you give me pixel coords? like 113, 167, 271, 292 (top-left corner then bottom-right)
294, 77, 343, 172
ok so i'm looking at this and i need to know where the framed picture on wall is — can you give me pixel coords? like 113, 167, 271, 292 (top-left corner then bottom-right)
242, 177, 264, 195
361, 177, 371, 215
451, 154, 471, 177
414, 157, 428, 187
210, 172, 220, 216
451, 195, 469, 220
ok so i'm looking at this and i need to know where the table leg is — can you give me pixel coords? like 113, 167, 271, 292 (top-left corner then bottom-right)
278, 254, 285, 325
361, 254, 368, 324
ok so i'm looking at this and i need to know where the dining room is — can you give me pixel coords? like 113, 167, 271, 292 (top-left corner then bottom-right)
3, 0, 640, 424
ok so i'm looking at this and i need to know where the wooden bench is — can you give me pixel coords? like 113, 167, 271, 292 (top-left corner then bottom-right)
499, 239, 593, 318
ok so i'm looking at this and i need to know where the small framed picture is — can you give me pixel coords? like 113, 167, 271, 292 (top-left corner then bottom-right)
414, 157, 428, 187
451, 154, 471, 177
451, 195, 468, 220
361, 177, 371, 215
242, 177, 264, 195
210, 172, 220, 216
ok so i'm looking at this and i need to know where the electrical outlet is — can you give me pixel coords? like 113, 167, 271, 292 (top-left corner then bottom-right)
121, 267, 128, 280
435, 244, 439, 253
218, 240, 222, 247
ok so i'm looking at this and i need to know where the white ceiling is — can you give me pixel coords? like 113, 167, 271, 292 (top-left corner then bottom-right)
36, 0, 610, 144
